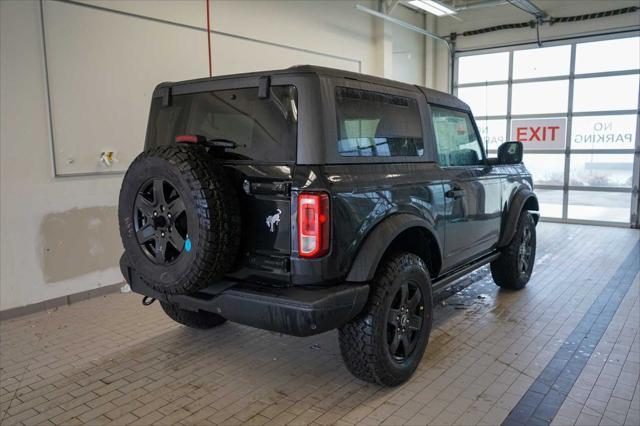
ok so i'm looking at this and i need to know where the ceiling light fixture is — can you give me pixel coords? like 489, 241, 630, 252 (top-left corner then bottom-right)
408, 0, 457, 16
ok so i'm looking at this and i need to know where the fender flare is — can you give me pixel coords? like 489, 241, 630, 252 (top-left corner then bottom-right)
346, 213, 441, 282
498, 188, 540, 247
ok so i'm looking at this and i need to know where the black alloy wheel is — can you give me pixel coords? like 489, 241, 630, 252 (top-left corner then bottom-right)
134, 178, 189, 264
518, 226, 533, 277
387, 281, 424, 362
490, 210, 536, 290
338, 253, 433, 386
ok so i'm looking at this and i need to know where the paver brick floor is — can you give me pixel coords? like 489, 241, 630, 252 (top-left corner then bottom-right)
1, 223, 638, 425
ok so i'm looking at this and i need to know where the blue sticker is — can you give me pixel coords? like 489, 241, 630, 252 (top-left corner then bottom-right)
184, 238, 192, 252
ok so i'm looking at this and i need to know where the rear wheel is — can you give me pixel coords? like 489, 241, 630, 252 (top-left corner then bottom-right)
338, 253, 433, 386
160, 302, 226, 329
491, 210, 536, 290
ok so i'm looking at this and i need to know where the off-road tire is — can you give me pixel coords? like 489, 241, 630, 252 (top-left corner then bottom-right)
160, 302, 226, 329
118, 145, 241, 295
491, 210, 536, 290
338, 253, 433, 387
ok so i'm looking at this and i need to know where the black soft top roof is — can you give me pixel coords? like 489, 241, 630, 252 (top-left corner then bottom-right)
157, 65, 470, 112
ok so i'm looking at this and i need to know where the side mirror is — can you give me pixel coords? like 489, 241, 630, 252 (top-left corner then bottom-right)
497, 141, 523, 164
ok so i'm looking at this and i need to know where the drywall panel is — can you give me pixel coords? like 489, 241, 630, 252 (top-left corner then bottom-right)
43, 1, 358, 175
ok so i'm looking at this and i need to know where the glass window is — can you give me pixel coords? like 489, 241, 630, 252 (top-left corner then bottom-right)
571, 115, 637, 150
536, 189, 563, 218
458, 52, 509, 84
569, 153, 634, 188
511, 80, 569, 115
568, 191, 631, 223
573, 75, 640, 112
455, 38, 640, 225
456, 84, 508, 117
523, 153, 565, 186
431, 106, 484, 167
575, 37, 640, 74
335, 87, 423, 157
146, 86, 298, 162
513, 45, 571, 79
475, 119, 507, 152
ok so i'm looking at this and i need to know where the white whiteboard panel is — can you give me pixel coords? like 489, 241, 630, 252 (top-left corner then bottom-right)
43, 1, 359, 175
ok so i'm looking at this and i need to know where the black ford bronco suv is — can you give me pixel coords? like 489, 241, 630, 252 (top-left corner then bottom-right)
118, 65, 539, 386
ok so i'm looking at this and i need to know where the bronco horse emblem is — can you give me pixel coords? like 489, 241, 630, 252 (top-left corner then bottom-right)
266, 209, 282, 232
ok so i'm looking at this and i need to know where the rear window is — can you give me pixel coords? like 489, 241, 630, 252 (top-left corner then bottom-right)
146, 85, 298, 162
335, 87, 423, 157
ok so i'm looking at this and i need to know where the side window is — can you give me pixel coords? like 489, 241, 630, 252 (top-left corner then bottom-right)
335, 87, 424, 157
431, 106, 484, 167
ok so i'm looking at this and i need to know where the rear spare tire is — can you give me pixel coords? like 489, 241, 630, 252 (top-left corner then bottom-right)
118, 145, 241, 295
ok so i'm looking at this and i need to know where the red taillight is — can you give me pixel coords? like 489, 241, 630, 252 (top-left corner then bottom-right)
298, 193, 330, 258
175, 134, 205, 144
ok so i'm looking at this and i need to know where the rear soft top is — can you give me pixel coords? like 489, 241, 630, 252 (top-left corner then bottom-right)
152, 65, 471, 112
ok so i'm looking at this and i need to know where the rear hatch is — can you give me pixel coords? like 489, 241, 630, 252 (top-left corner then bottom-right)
145, 83, 298, 285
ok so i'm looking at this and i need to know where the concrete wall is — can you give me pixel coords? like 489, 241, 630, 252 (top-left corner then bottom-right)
0, 0, 426, 312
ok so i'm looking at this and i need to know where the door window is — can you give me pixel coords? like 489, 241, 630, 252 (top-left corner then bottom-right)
431, 106, 484, 167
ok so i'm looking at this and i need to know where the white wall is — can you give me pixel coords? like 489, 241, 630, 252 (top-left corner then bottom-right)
0, 0, 126, 311
392, 4, 426, 85
0, 0, 426, 311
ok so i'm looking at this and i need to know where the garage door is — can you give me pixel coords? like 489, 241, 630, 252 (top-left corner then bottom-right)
455, 34, 639, 227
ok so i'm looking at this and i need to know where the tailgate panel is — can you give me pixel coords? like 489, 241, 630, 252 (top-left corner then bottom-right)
224, 164, 293, 285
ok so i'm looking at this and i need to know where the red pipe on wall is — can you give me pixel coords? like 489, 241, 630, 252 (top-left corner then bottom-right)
206, 0, 212, 77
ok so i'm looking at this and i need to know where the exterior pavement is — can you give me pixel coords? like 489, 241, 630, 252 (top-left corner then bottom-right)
0, 223, 638, 425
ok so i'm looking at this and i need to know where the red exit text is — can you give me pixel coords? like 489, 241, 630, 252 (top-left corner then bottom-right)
515, 126, 561, 142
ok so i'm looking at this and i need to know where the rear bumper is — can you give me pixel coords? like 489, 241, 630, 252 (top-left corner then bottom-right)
120, 255, 369, 337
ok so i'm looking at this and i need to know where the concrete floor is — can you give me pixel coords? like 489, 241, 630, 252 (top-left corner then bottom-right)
0, 223, 638, 426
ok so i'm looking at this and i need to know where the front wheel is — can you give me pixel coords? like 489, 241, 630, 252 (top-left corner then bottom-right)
491, 210, 536, 290
338, 253, 433, 387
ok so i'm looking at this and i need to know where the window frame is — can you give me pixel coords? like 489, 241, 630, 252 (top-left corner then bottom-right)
428, 103, 488, 168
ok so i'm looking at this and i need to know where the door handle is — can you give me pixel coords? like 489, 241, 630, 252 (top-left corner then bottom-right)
445, 187, 465, 199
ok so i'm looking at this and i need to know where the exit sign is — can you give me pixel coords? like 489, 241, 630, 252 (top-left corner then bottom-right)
510, 118, 567, 151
